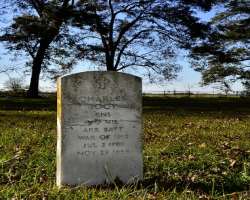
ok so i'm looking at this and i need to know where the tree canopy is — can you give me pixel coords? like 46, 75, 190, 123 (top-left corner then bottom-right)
191, 0, 250, 90
0, 0, 220, 97
73, 0, 219, 81
0, 0, 77, 97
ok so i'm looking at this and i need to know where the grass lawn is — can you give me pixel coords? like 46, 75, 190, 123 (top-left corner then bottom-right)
0, 96, 250, 199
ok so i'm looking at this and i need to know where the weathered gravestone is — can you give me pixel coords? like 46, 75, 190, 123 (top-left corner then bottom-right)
57, 71, 143, 186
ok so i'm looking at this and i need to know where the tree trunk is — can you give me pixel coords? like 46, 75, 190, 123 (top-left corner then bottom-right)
27, 64, 41, 98
106, 53, 116, 71
27, 41, 49, 98
107, 65, 116, 71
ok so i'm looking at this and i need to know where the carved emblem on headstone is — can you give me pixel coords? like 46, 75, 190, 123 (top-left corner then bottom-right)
94, 75, 110, 89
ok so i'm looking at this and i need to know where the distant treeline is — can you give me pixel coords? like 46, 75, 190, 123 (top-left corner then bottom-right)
143, 90, 248, 97
0, 90, 248, 98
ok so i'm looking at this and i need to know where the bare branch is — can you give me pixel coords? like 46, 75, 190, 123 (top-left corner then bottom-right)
108, 0, 115, 59
27, 0, 44, 16
114, 12, 144, 51
114, 2, 141, 16
114, 29, 151, 69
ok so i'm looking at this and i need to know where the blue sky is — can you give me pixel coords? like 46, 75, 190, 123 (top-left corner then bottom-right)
0, 4, 244, 93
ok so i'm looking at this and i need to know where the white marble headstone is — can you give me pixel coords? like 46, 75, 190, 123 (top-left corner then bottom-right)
57, 71, 143, 186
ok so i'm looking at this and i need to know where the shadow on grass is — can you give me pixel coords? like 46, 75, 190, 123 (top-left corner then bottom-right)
143, 96, 250, 116
1, 96, 250, 114
142, 174, 249, 195
0, 96, 56, 111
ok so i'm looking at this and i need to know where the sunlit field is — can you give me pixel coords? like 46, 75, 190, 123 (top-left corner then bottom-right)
1, 96, 250, 199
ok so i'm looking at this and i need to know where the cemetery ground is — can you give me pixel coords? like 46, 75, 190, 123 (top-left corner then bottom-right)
0, 96, 250, 199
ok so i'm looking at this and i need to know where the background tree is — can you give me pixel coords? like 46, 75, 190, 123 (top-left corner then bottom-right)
4, 77, 25, 93
0, 0, 77, 97
191, 0, 250, 91
0, 0, 221, 97
73, 0, 219, 81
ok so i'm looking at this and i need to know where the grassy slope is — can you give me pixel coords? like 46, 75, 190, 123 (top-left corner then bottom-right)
0, 96, 250, 199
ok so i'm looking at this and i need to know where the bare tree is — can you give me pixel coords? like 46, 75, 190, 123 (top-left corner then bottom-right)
4, 77, 24, 92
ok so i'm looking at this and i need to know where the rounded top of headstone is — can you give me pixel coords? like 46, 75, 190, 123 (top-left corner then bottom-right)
59, 71, 141, 82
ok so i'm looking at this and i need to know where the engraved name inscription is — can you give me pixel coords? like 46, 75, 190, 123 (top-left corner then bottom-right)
65, 76, 135, 158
